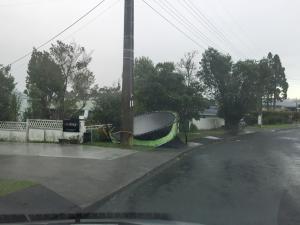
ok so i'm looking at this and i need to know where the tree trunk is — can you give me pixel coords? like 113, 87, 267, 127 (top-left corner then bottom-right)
266, 95, 270, 111
225, 118, 240, 134
257, 96, 263, 126
272, 93, 276, 110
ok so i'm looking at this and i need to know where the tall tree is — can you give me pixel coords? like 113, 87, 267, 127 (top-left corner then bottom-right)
177, 51, 198, 86
256, 58, 273, 123
25, 49, 63, 119
199, 48, 259, 131
9, 92, 22, 121
50, 40, 94, 119
135, 60, 186, 113
177, 51, 207, 142
92, 84, 121, 130
264, 52, 288, 109
0, 66, 17, 121
133, 57, 157, 113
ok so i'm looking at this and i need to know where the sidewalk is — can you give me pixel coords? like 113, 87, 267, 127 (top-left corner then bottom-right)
0, 142, 199, 213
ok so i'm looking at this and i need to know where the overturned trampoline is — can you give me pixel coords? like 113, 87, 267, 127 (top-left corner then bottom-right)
111, 111, 179, 147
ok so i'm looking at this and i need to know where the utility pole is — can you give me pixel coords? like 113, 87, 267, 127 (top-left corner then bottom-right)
121, 0, 134, 146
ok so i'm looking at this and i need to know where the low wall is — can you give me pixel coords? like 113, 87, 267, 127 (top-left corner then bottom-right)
0, 130, 26, 142
28, 129, 63, 142
0, 119, 85, 143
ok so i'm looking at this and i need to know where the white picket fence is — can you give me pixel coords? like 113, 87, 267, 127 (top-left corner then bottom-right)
0, 119, 85, 143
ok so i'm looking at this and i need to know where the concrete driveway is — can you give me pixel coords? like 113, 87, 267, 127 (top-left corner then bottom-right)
0, 142, 182, 210
0, 142, 136, 160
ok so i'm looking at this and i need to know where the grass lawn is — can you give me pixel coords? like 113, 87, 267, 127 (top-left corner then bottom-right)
179, 128, 226, 142
249, 123, 299, 130
0, 179, 37, 197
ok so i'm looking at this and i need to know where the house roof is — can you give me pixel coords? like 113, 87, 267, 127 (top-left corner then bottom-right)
275, 99, 299, 108
200, 105, 218, 116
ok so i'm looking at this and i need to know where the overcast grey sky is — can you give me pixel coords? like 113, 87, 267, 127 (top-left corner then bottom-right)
1, 0, 300, 98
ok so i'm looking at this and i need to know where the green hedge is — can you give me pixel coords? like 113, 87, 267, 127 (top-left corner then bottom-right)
263, 111, 292, 124
245, 111, 300, 125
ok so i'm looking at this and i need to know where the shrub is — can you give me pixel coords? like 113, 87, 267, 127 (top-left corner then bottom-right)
244, 113, 258, 125
262, 111, 293, 125
292, 112, 300, 122
189, 123, 198, 132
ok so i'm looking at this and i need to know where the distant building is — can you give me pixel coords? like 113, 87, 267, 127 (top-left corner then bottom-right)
264, 99, 300, 112
17, 92, 29, 121
192, 106, 225, 130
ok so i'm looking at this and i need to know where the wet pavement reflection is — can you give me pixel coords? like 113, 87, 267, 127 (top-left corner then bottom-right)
97, 129, 300, 225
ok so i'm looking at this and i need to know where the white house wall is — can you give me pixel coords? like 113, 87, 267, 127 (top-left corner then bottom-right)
192, 117, 225, 130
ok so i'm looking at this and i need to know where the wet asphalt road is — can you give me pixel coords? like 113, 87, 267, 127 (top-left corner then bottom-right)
96, 128, 300, 225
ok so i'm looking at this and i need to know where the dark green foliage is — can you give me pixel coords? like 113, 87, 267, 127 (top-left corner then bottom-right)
246, 111, 300, 125
244, 113, 258, 126
0, 66, 17, 121
199, 48, 259, 130
263, 53, 288, 109
9, 93, 21, 121
25, 41, 95, 120
134, 57, 207, 126
25, 49, 63, 119
92, 85, 121, 130
50, 41, 95, 119
189, 123, 198, 132
262, 111, 293, 124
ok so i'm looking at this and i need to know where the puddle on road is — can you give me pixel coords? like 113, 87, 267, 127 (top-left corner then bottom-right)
204, 136, 222, 140
283, 153, 300, 187
280, 137, 300, 141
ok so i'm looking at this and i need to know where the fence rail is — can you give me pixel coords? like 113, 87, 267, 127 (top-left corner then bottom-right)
0, 121, 26, 131
28, 119, 63, 130
85, 124, 110, 130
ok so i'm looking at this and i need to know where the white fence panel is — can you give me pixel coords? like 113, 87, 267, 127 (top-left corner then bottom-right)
0, 119, 84, 143
27, 119, 64, 142
0, 121, 27, 142
0, 121, 26, 131
28, 119, 62, 130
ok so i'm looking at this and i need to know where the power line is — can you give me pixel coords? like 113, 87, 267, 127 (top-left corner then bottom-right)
181, 0, 247, 57
215, 0, 258, 52
142, 0, 206, 50
158, 0, 226, 52
152, 0, 212, 49
208, 0, 257, 56
8, 0, 106, 66
63, 0, 120, 42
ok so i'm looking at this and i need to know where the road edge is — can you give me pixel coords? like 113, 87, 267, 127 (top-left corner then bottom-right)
83, 144, 201, 212
84, 130, 259, 212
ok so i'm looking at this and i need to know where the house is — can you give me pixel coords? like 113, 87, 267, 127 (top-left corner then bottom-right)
272, 99, 300, 112
192, 106, 225, 130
